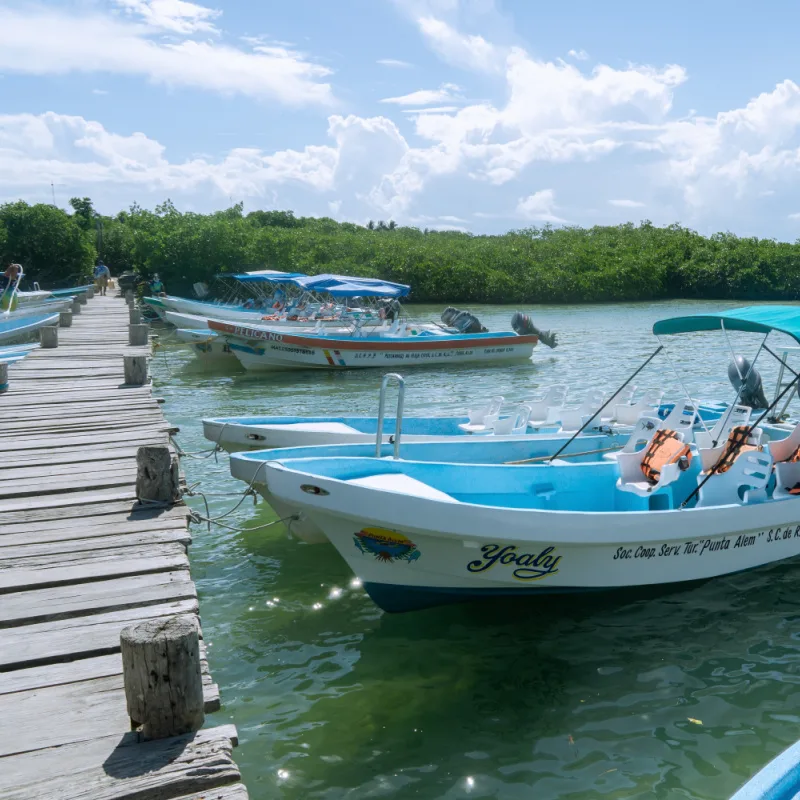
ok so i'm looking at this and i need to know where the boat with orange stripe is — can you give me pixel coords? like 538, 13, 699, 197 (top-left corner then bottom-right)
207, 318, 539, 371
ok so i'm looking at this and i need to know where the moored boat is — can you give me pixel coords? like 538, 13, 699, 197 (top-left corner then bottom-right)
0, 313, 61, 344
244, 306, 800, 612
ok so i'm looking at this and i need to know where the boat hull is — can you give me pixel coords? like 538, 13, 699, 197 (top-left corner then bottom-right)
211, 323, 537, 371
264, 462, 800, 612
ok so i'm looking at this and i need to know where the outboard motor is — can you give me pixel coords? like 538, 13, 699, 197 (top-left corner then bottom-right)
511, 312, 558, 349
727, 355, 769, 409
440, 307, 488, 333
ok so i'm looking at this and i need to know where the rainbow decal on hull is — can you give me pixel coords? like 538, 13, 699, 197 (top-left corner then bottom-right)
323, 349, 346, 366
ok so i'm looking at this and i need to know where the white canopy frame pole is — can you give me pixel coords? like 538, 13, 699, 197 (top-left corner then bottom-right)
656, 335, 712, 437
719, 320, 769, 446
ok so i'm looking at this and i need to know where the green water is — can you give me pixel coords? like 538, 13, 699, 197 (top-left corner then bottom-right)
151, 301, 800, 800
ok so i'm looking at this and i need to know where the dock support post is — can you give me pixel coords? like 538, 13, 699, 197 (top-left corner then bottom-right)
123, 354, 148, 386
71, 298, 82, 315
0, 363, 7, 394
120, 615, 205, 740
59, 310, 72, 328
129, 323, 149, 347
124, 290, 134, 306
40, 326, 58, 349
79, 292, 88, 306
129, 307, 142, 325
86, 286, 95, 300
136, 444, 180, 505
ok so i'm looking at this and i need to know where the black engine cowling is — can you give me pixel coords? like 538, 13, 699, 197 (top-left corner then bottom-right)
511, 312, 558, 348
727, 355, 769, 409
441, 307, 488, 334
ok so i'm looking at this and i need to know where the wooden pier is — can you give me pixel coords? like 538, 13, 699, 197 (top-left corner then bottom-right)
0, 295, 248, 799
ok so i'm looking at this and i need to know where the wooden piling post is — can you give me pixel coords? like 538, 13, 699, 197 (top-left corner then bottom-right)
71, 298, 82, 315
0, 363, 7, 394
129, 323, 149, 347
40, 326, 58, 349
79, 293, 88, 306
125, 290, 134, 306
123, 354, 148, 386
59, 310, 72, 328
136, 444, 180, 504
120, 615, 205, 740
129, 307, 142, 325
86, 286, 95, 300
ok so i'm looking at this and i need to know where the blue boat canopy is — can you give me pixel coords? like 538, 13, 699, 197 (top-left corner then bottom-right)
294, 274, 410, 298
230, 270, 308, 284
653, 306, 800, 344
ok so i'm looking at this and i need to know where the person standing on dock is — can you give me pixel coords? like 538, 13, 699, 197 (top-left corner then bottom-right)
94, 260, 111, 296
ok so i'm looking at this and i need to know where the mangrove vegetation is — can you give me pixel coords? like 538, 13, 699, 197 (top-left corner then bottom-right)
2, 198, 800, 303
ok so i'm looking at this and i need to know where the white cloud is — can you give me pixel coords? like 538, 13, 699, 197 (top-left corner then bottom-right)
788, 212, 800, 220
402, 106, 461, 114
610, 199, 645, 207
92, 89, 110, 96
568, 49, 589, 61
0, 5, 334, 107
381, 83, 461, 105
516, 189, 566, 223
113, 0, 221, 34
417, 16, 503, 73
0, 112, 408, 204
377, 58, 413, 68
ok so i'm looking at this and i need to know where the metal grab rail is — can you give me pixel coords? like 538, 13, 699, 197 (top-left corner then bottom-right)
376, 373, 405, 459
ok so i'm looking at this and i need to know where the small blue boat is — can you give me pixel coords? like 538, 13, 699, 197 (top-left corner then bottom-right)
0, 313, 60, 345
730, 739, 800, 799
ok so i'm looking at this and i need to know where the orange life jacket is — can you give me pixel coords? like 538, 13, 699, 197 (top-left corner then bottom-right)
640, 429, 692, 483
710, 425, 761, 475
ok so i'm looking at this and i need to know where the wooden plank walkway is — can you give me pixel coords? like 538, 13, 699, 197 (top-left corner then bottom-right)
0, 295, 248, 799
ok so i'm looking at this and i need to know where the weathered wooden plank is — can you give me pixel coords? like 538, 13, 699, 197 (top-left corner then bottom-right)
0, 598, 199, 670
0, 488, 137, 514
0, 530, 191, 561
0, 459, 137, 482
0, 724, 240, 798
3, 444, 169, 469
0, 671, 221, 758
0, 544, 189, 594
0, 643, 214, 696
0, 428, 173, 452
0, 507, 189, 537
0, 499, 186, 526
0, 469, 136, 499
0, 570, 194, 627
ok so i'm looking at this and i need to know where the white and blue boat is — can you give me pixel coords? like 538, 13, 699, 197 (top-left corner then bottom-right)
730, 738, 800, 799
240, 307, 800, 612
0, 313, 60, 345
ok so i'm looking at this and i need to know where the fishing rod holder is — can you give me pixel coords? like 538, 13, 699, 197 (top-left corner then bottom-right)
376, 373, 405, 459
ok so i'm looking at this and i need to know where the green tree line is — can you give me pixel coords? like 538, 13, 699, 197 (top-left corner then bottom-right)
2, 197, 799, 303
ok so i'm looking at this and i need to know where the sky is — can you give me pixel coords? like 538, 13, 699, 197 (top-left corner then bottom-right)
2, 0, 800, 238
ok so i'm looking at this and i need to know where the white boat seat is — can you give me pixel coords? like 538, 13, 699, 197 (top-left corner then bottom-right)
773, 461, 800, 499
660, 399, 700, 443
558, 389, 605, 432
600, 384, 637, 422
696, 449, 772, 507
616, 428, 691, 497
694, 404, 751, 450
698, 426, 763, 473
492, 404, 532, 436
613, 390, 665, 426
460, 396, 504, 433
277, 422, 363, 434
768, 420, 800, 463
527, 385, 568, 426
604, 412, 663, 461
347, 473, 459, 503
